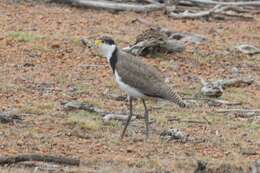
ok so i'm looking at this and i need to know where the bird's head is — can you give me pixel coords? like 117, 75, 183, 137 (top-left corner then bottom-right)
95, 36, 117, 60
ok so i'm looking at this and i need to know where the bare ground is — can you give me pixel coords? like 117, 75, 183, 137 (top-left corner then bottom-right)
0, 1, 260, 172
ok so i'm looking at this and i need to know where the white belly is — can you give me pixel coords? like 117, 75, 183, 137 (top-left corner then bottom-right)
114, 71, 144, 98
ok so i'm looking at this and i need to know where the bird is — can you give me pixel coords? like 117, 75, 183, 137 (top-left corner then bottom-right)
95, 36, 187, 139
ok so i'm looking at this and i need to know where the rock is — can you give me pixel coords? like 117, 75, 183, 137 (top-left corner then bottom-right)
0, 111, 22, 124
231, 67, 240, 76
160, 128, 187, 142
63, 101, 103, 113
194, 160, 207, 173
171, 32, 207, 44
201, 81, 223, 98
237, 44, 260, 55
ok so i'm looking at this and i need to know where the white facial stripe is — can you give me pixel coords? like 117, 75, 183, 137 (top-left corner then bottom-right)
99, 44, 116, 62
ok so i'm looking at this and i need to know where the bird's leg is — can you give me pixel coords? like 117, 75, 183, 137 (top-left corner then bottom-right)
142, 99, 149, 138
120, 96, 133, 139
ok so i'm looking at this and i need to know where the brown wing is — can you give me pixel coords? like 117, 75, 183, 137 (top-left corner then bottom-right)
116, 50, 187, 108
116, 50, 165, 98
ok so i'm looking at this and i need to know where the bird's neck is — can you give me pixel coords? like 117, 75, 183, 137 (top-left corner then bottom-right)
107, 47, 118, 74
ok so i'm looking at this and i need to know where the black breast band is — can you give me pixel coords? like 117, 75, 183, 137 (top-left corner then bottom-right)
110, 48, 118, 73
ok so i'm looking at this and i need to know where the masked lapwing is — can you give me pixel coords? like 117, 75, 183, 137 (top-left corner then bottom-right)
95, 36, 187, 139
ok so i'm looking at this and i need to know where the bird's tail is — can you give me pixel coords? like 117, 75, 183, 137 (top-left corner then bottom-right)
162, 86, 187, 108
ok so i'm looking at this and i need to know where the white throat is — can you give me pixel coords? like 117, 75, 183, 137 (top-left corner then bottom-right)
99, 44, 117, 62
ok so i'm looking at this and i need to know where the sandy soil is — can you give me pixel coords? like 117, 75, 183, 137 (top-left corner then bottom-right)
0, 1, 260, 172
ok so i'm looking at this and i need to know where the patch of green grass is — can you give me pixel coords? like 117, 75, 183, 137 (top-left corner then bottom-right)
32, 45, 49, 52
181, 86, 200, 96
134, 157, 163, 170
0, 83, 18, 93
67, 111, 102, 131
242, 123, 260, 130
69, 37, 82, 46
8, 31, 45, 42
74, 83, 91, 95
222, 88, 248, 103
104, 120, 120, 128
149, 52, 168, 59
20, 101, 56, 115
192, 53, 223, 65
152, 112, 168, 126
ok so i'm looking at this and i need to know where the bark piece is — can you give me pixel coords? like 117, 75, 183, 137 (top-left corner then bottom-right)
237, 44, 260, 55
0, 154, 80, 166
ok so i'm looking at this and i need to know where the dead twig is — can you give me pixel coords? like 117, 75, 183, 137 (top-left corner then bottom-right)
0, 154, 80, 166
167, 117, 209, 124
216, 109, 260, 113
184, 97, 242, 106
216, 109, 260, 118
176, 0, 260, 7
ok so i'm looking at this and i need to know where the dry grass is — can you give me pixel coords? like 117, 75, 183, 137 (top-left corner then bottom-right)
0, 1, 259, 172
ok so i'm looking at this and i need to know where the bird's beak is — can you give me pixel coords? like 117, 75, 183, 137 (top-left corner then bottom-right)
95, 39, 102, 46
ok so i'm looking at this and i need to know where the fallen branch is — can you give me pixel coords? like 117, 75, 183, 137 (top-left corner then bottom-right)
0, 154, 80, 166
62, 101, 138, 122
64, 0, 165, 12
169, 10, 212, 19
168, 4, 254, 20
216, 109, 260, 113
177, 0, 260, 7
215, 77, 254, 88
200, 76, 254, 97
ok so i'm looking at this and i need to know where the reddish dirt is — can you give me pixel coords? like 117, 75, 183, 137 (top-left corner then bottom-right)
0, 1, 260, 172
